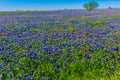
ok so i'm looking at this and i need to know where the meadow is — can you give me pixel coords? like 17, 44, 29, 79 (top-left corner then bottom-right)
0, 9, 120, 80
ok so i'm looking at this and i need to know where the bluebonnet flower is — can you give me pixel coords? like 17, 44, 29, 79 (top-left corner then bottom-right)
18, 76, 23, 80
75, 41, 80, 46
113, 46, 119, 51
26, 76, 32, 80
28, 50, 36, 58
49, 46, 56, 52
104, 58, 107, 63
85, 40, 91, 44
12, 53, 16, 57
43, 47, 48, 51
55, 68, 59, 73
37, 55, 40, 60
42, 71, 45, 76
86, 61, 89, 65
0, 65, 2, 69
61, 43, 66, 48
84, 53, 91, 59
48, 78, 54, 80
42, 77, 46, 80
0, 47, 4, 51
67, 42, 71, 46
50, 60, 55, 64
46, 56, 50, 61
109, 52, 113, 55
64, 61, 67, 66
118, 58, 120, 64
34, 64, 38, 68
24, 69, 27, 74
118, 52, 120, 56
58, 51, 62, 56
25, 73, 32, 80
93, 45, 97, 49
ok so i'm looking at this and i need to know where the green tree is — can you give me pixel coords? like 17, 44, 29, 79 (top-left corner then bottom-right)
108, 6, 112, 9
83, 1, 99, 11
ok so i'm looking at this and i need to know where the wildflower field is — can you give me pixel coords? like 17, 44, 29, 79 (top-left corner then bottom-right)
0, 9, 120, 80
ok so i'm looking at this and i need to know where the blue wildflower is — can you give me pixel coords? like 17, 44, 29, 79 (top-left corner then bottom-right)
46, 56, 50, 61
42, 71, 45, 76
28, 50, 36, 58
85, 40, 91, 44
118, 58, 120, 64
50, 60, 55, 64
42, 77, 46, 80
48, 78, 54, 80
113, 46, 118, 51
0, 65, 2, 69
18, 76, 23, 80
118, 52, 120, 56
55, 68, 59, 73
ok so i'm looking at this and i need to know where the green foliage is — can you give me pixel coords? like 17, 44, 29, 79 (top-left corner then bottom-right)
108, 6, 112, 9
88, 19, 107, 27
83, 1, 99, 11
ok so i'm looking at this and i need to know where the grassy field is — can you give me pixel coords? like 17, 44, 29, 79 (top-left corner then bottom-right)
0, 9, 120, 80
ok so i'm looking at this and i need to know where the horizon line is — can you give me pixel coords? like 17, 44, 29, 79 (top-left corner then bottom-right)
0, 7, 120, 12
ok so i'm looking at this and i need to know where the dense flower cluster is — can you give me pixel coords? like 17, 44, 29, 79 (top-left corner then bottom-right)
0, 10, 120, 80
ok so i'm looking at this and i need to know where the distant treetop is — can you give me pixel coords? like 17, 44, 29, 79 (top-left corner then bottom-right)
108, 6, 112, 9
83, 1, 99, 11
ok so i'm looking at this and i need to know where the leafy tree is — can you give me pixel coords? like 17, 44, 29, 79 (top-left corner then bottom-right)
108, 6, 112, 9
83, 1, 99, 11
